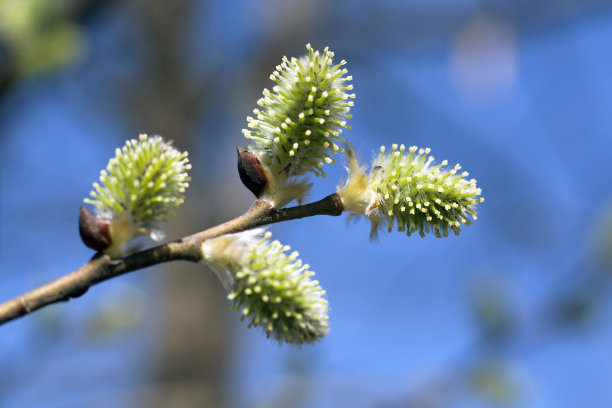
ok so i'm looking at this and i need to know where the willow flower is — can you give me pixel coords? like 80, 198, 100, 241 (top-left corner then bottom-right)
239, 43, 355, 207
82, 134, 191, 257
338, 144, 483, 239
201, 229, 329, 345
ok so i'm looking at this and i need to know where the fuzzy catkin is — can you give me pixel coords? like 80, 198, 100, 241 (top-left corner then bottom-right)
338, 144, 483, 238
373, 144, 482, 237
241, 44, 355, 207
84, 134, 190, 255
202, 230, 329, 344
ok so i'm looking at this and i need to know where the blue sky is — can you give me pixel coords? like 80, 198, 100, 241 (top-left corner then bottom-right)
1, 2, 612, 407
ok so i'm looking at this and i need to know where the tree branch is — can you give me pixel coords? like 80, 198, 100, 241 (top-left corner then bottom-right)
0, 193, 344, 326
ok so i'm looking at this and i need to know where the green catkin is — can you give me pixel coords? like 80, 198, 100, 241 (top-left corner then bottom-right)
84, 134, 191, 255
338, 144, 483, 238
202, 230, 329, 344
241, 44, 355, 207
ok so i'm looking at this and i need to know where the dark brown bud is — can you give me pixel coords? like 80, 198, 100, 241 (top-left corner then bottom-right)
237, 147, 269, 198
79, 206, 111, 252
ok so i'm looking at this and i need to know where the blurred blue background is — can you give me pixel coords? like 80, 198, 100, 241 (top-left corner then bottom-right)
1, 1, 612, 407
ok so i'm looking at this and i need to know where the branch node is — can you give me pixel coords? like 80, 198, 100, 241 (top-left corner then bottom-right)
326, 192, 344, 216
19, 296, 31, 314
69, 286, 90, 299
248, 199, 273, 213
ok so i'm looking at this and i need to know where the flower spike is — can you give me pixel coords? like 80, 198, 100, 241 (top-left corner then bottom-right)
338, 144, 483, 239
83, 134, 191, 257
202, 229, 329, 345
240, 44, 355, 207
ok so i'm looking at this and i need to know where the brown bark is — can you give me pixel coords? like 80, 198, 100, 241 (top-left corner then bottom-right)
0, 194, 343, 325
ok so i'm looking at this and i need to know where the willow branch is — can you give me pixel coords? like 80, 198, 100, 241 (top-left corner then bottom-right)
0, 193, 344, 326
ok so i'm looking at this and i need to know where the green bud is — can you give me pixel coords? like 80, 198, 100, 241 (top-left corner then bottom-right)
202, 229, 329, 345
84, 134, 191, 256
338, 144, 483, 238
241, 44, 355, 207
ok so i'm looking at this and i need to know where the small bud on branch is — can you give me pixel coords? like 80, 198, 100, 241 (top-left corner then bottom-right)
237, 147, 269, 198
78, 206, 111, 251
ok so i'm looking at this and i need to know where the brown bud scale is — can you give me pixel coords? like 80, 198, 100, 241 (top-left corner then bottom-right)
79, 206, 111, 252
237, 147, 269, 198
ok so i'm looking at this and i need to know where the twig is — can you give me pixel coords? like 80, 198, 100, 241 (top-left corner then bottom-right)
0, 193, 344, 326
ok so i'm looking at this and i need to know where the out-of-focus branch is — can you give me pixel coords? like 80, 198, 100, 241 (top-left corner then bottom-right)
0, 194, 343, 326
0, 0, 112, 98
